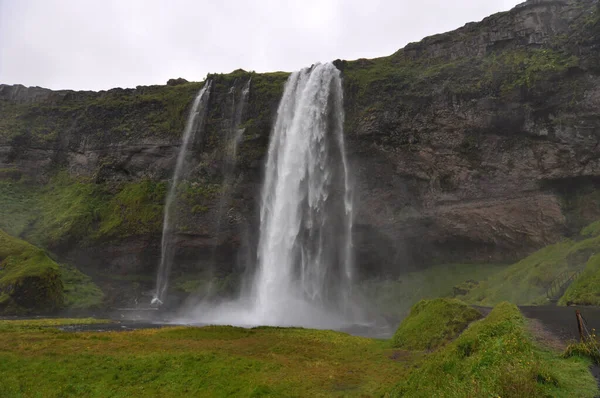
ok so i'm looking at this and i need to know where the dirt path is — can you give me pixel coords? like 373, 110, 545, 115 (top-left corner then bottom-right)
519, 305, 600, 390
519, 305, 600, 343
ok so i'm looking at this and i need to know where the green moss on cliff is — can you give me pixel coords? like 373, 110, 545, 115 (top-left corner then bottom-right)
1, 82, 205, 147
0, 180, 39, 237
32, 173, 104, 246
0, 173, 170, 245
481, 48, 579, 94
97, 179, 166, 239
391, 298, 482, 350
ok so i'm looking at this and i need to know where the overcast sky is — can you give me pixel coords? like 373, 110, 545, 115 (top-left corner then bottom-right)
0, 0, 522, 91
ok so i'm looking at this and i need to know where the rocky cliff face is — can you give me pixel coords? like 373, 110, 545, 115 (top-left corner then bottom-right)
1, 0, 599, 300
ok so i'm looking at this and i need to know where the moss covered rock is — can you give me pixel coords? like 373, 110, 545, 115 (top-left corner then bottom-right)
0, 230, 64, 314
391, 298, 482, 350
0, 230, 104, 314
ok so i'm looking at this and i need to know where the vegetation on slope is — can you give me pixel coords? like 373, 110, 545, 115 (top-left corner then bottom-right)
0, 173, 172, 247
391, 302, 598, 397
559, 254, 600, 306
0, 230, 103, 314
391, 298, 482, 350
459, 222, 600, 306
359, 263, 508, 319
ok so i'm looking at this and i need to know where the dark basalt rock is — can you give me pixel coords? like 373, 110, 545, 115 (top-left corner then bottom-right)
0, 0, 599, 293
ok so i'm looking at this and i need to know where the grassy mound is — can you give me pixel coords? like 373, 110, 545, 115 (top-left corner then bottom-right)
0, 230, 63, 314
0, 230, 103, 314
461, 222, 600, 306
391, 302, 598, 397
392, 298, 482, 350
559, 254, 600, 306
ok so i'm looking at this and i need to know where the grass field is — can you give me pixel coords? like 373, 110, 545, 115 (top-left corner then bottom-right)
0, 303, 597, 397
0, 319, 413, 397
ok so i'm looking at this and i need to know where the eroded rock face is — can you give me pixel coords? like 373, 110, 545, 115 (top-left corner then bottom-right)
1, 0, 599, 280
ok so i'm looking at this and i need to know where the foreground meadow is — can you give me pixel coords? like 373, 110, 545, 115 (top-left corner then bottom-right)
0, 319, 413, 397
0, 302, 597, 397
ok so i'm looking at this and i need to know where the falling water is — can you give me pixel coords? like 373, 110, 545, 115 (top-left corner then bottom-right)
231, 78, 251, 160
153, 82, 211, 305
202, 78, 252, 296
178, 63, 356, 328
251, 62, 354, 324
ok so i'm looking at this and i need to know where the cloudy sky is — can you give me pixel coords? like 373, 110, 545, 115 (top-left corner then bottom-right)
1, 0, 522, 91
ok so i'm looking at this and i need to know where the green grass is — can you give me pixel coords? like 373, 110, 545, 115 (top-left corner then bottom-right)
0, 318, 110, 331
0, 321, 413, 397
559, 254, 600, 306
582, 220, 600, 237
564, 339, 600, 365
391, 298, 482, 350
358, 263, 508, 319
0, 308, 596, 397
461, 229, 600, 306
391, 302, 598, 397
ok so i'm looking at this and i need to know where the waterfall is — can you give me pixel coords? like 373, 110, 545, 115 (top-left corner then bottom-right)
231, 78, 251, 159
251, 62, 354, 324
178, 63, 356, 328
202, 78, 252, 296
153, 81, 211, 305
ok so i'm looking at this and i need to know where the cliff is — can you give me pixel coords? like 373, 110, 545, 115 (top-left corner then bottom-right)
1, 0, 599, 303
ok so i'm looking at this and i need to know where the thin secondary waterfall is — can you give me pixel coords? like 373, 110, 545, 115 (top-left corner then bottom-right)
203, 78, 252, 294
230, 78, 251, 160
251, 62, 354, 323
178, 63, 355, 328
153, 82, 211, 305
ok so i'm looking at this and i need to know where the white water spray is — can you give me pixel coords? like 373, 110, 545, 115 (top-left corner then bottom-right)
153, 82, 211, 305
178, 63, 356, 328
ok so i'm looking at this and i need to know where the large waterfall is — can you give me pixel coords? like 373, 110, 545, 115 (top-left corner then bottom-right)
153, 82, 211, 305
251, 62, 354, 324
179, 63, 356, 328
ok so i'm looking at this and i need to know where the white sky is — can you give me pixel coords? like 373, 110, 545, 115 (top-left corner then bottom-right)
0, 0, 522, 91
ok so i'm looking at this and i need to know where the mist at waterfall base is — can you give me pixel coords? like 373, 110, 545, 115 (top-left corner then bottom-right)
175, 63, 368, 330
